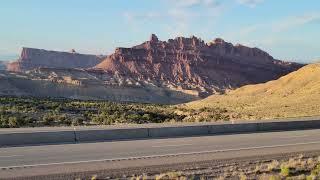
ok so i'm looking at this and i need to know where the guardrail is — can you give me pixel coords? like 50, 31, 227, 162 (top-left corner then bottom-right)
1, 119, 320, 147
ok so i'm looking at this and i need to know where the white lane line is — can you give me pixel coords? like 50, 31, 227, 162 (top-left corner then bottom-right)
1, 140, 320, 170
152, 144, 193, 148
0, 155, 22, 158
279, 135, 310, 139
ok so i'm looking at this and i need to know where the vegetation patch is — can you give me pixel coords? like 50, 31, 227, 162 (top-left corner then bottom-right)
0, 97, 229, 128
89, 154, 320, 180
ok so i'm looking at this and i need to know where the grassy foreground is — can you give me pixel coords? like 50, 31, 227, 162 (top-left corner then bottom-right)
186, 63, 320, 120
0, 97, 229, 128
88, 154, 320, 179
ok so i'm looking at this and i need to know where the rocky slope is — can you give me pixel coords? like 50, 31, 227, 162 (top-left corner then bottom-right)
0, 68, 197, 104
95, 34, 302, 96
6, 48, 104, 71
186, 63, 320, 119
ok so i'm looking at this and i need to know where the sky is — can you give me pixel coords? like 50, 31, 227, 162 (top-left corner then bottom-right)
0, 0, 319, 63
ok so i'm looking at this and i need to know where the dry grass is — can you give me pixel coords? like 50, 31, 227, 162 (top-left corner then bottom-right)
95, 155, 320, 179
267, 160, 280, 171
186, 63, 320, 120
155, 171, 186, 180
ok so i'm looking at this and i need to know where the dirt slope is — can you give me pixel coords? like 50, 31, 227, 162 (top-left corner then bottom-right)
186, 63, 320, 120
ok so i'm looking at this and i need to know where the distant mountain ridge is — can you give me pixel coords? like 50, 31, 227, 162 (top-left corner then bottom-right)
1, 34, 303, 103
7, 47, 105, 72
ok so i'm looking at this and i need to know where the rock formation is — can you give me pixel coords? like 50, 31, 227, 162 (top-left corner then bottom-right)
0, 34, 304, 104
95, 34, 303, 96
7, 47, 104, 72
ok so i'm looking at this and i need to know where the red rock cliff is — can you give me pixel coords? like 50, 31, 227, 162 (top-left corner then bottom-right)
94, 34, 303, 94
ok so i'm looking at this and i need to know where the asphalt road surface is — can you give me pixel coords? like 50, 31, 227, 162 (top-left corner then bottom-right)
1, 129, 320, 178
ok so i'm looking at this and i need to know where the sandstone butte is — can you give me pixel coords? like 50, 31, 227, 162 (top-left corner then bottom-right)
93, 34, 303, 96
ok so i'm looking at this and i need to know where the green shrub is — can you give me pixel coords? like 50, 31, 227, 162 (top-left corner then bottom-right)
6, 115, 26, 128
43, 114, 55, 126
8, 117, 19, 128
311, 164, 320, 176
280, 166, 291, 177
0, 97, 196, 128
57, 115, 72, 126
72, 117, 84, 126
268, 175, 281, 180
126, 113, 142, 123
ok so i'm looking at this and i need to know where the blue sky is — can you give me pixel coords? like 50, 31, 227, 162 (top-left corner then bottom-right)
0, 0, 319, 62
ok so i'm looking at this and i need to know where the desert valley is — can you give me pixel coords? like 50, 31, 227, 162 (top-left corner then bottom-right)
1, 34, 320, 128
2, 1, 320, 179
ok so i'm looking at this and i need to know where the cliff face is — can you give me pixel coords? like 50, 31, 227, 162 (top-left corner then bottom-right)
7, 48, 104, 72
95, 34, 303, 95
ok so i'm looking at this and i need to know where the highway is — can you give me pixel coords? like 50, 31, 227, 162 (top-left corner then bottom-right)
1, 129, 320, 178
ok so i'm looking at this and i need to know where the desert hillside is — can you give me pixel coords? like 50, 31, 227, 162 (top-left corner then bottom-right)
0, 69, 197, 104
186, 63, 320, 120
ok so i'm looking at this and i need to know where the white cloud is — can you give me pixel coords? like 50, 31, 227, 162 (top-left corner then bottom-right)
123, 11, 162, 20
232, 24, 263, 37
122, 0, 226, 37
168, 8, 193, 20
123, 12, 134, 22
236, 0, 264, 8
175, 0, 202, 7
272, 12, 320, 32
225, 11, 320, 62
174, 0, 218, 7
123, 1, 224, 20
230, 12, 320, 39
